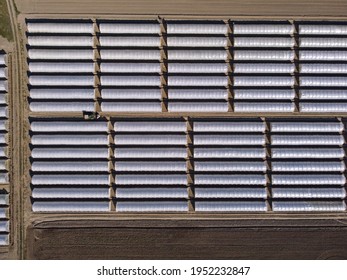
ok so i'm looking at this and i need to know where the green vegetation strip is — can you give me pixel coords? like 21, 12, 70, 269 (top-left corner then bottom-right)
0, 1, 13, 41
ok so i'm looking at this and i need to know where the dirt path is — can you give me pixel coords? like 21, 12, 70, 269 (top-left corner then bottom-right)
13, 0, 347, 17
6, 0, 24, 260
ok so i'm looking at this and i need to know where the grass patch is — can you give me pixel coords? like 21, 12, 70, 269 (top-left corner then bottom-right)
13, 0, 19, 15
0, 0, 13, 41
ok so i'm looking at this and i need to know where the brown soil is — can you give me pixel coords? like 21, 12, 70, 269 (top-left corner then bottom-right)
14, 0, 347, 17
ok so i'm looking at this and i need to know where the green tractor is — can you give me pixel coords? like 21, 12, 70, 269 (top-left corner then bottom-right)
82, 111, 100, 120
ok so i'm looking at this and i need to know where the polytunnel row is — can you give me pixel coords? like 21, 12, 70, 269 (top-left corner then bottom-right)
30, 118, 347, 213
0, 51, 9, 246
26, 19, 347, 114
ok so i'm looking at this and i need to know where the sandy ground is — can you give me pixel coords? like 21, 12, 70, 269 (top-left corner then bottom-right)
14, 0, 347, 17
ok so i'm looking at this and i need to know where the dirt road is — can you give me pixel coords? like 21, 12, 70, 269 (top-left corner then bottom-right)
14, 0, 347, 17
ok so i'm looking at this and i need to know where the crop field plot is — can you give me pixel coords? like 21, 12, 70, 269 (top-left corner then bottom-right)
25, 19, 347, 115
28, 117, 347, 213
24, 19, 347, 215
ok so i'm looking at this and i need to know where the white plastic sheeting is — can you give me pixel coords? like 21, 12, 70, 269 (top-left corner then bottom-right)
299, 51, 347, 61
0, 81, 8, 92
169, 89, 228, 100
271, 148, 344, 159
299, 38, 347, 48
194, 161, 266, 172
99, 23, 160, 34
0, 134, 6, 144
194, 148, 265, 158
32, 174, 110, 185
32, 188, 110, 198
31, 148, 109, 159
0, 95, 6, 105
0, 120, 7, 131
31, 135, 109, 145
169, 63, 228, 73
194, 121, 265, 132
29, 75, 94, 86
271, 135, 344, 146
31, 121, 108, 132
0, 234, 9, 245
234, 37, 294, 48
100, 49, 161, 60
0, 95, 5, 107
194, 135, 265, 145
271, 161, 345, 172
102, 89, 161, 100
115, 135, 186, 145
0, 54, 6, 65
195, 188, 267, 198
270, 122, 343, 132
28, 49, 94, 60
27, 36, 93, 47
30, 88, 95, 99
168, 102, 228, 112
168, 76, 228, 86
0, 147, 7, 157
300, 64, 347, 74
234, 63, 294, 73
167, 37, 227, 47
29, 62, 94, 73
115, 148, 187, 158
168, 50, 227, 61
114, 121, 186, 132
195, 201, 267, 212
167, 23, 227, 34
99, 36, 160, 47
101, 76, 161, 86
272, 201, 346, 212
0, 221, 9, 232
0, 208, 7, 218
234, 76, 294, 87
235, 89, 295, 100
116, 201, 188, 212
300, 77, 347, 87
100, 63, 161, 73
299, 25, 347, 35
32, 161, 109, 172
300, 90, 347, 100
33, 201, 110, 212
0, 107, 7, 118
300, 103, 347, 113
272, 188, 346, 199
0, 194, 8, 205
116, 188, 187, 198
27, 22, 94, 33
234, 102, 295, 112
234, 50, 294, 61
114, 161, 187, 171
0, 174, 8, 184
233, 24, 294, 34
116, 174, 187, 185
272, 174, 345, 185
0, 67, 7, 78
101, 102, 162, 112
30, 102, 94, 112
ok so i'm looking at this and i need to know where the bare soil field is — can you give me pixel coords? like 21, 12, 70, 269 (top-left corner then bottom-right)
14, 0, 347, 17
27, 218, 347, 259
